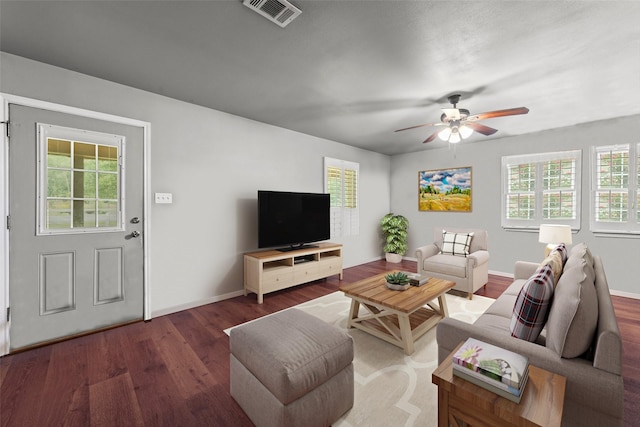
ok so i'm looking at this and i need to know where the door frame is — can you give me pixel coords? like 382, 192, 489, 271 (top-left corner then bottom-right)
0, 93, 152, 356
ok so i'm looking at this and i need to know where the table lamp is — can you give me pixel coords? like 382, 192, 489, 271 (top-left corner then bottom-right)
538, 224, 573, 257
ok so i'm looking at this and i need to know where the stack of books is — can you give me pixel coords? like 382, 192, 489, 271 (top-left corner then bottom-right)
452, 338, 529, 403
400, 271, 430, 286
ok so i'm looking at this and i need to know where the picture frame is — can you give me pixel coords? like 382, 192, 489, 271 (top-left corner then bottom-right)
418, 167, 472, 212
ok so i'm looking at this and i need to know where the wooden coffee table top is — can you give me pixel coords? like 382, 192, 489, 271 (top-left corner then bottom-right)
339, 270, 456, 313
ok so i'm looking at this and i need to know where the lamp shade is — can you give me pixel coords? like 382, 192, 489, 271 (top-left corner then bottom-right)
538, 224, 573, 245
538, 224, 572, 245
539, 224, 572, 257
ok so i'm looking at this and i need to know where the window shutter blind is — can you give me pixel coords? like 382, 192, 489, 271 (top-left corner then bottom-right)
324, 157, 359, 237
591, 144, 640, 234
502, 150, 581, 230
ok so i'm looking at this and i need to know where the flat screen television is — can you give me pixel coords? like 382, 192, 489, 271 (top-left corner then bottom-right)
258, 190, 330, 251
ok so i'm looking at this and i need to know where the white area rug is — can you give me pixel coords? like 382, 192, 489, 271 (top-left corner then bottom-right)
228, 291, 494, 427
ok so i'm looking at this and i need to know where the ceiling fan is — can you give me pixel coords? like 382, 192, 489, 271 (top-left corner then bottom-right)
394, 94, 529, 144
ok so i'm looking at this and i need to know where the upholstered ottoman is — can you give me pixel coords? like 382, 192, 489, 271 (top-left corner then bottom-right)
230, 308, 354, 427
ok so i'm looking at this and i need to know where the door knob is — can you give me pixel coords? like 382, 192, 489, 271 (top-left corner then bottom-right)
130, 230, 141, 238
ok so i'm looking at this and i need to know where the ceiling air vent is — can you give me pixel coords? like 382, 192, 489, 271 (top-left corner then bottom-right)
243, 0, 302, 28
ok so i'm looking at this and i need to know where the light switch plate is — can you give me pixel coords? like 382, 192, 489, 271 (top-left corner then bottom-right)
155, 193, 173, 204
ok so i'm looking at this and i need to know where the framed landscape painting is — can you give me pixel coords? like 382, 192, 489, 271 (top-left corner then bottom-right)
418, 167, 472, 212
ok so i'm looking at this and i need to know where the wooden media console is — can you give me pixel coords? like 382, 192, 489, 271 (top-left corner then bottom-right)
243, 243, 343, 303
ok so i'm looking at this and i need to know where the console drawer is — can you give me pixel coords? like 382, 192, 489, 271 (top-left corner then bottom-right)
317, 257, 342, 278
262, 269, 294, 292
293, 263, 320, 283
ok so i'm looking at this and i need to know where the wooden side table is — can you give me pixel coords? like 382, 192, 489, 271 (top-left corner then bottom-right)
432, 343, 566, 427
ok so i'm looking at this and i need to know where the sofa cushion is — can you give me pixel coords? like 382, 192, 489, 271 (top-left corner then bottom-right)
546, 257, 598, 358
510, 264, 555, 342
485, 293, 518, 318
474, 313, 512, 335
441, 230, 474, 257
503, 278, 527, 297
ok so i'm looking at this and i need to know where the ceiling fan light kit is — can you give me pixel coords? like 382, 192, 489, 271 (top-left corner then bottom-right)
395, 94, 529, 146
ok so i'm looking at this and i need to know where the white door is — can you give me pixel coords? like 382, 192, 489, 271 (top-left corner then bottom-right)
8, 104, 144, 351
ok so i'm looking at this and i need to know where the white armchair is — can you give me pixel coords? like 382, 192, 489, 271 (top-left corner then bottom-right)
415, 227, 489, 299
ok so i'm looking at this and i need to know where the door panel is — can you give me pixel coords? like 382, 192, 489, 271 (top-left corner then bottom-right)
39, 251, 76, 315
8, 104, 144, 351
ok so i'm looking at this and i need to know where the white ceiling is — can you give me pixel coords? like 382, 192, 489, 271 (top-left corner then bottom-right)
1, 0, 639, 155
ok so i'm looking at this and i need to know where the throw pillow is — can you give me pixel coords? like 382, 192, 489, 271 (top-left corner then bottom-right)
510, 264, 555, 342
545, 258, 598, 358
539, 251, 563, 287
565, 242, 595, 283
441, 231, 474, 257
552, 243, 568, 265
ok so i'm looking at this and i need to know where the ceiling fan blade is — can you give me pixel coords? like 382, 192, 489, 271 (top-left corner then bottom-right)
394, 122, 444, 132
467, 107, 529, 121
442, 108, 460, 120
423, 130, 440, 144
466, 122, 498, 136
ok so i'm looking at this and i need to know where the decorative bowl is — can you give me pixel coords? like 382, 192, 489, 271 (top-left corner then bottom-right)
386, 281, 410, 291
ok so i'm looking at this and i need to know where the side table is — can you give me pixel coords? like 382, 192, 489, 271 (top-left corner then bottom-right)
432, 342, 566, 427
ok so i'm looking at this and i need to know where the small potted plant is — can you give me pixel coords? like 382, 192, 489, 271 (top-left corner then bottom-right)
381, 213, 409, 263
385, 271, 410, 291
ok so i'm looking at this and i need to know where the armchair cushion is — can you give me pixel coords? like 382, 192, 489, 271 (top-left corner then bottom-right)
423, 253, 468, 277
441, 230, 474, 256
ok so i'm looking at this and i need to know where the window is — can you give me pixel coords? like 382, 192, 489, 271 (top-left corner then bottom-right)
324, 157, 359, 237
590, 143, 640, 234
502, 150, 581, 230
38, 124, 124, 235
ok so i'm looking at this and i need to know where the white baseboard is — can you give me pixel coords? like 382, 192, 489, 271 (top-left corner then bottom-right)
489, 269, 513, 278
610, 290, 640, 300
151, 289, 246, 318
150, 265, 639, 319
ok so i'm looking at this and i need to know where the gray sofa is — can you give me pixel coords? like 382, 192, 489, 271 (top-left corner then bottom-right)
436, 243, 623, 426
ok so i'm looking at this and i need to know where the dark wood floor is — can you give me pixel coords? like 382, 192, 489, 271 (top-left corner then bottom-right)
1, 259, 638, 426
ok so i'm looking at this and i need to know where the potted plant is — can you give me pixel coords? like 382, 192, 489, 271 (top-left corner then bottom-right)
385, 272, 410, 291
381, 213, 409, 263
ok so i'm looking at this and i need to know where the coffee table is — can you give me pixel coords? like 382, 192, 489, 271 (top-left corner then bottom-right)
339, 271, 455, 355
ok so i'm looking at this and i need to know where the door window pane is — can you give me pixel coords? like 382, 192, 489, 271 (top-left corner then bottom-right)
73, 171, 97, 199
98, 173, 118, 199
98, 145, 118, 171
98, 201, 118, 227
47, 199, 71, 229
47, 139, 71, 168
47, 170, 71, 198
74, 142, 96, 170
39, 124, 124, 234
72, 200, 97, 228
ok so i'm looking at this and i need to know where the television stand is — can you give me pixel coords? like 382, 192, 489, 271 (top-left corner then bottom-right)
244, 243, 343, 304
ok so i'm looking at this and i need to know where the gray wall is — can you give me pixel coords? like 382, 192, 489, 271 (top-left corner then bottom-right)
391, 116, 640, 296
1, 53, 391, 315
2, 51, 637, 316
